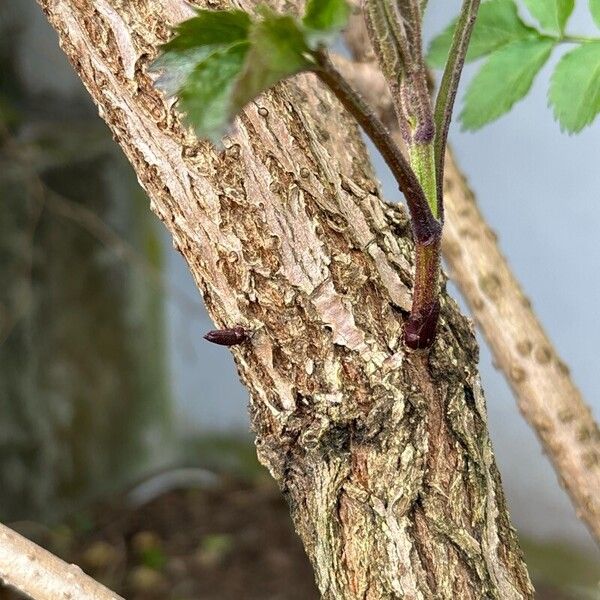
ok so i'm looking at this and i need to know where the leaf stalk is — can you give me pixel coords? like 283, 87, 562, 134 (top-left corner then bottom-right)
314, 50, 442, 349
433, 0, 480, 214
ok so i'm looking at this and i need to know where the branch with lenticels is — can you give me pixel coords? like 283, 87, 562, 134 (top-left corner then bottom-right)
339, 13, 600, 545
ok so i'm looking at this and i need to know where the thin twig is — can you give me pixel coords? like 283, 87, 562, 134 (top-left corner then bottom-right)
314, 51, 439, 245
315, 49, 443, 348
360, 1, 443, 348
433, 0, 480, 216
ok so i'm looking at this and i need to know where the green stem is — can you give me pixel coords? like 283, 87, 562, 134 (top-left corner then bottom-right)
314, 52, 442, 350
405, 142, 442, 349
409, 143, 438, 218
363, 0, 445, 349
314, 52, 439, 245
559, 35, 600, 44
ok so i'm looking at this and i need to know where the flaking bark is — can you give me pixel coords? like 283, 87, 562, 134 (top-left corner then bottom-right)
36, 0, 533, 597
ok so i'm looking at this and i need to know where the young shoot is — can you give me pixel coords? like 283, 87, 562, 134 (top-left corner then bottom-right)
151, 0, 481, 349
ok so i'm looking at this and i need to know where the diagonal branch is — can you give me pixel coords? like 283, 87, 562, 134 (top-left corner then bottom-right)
0, 522, 122, 600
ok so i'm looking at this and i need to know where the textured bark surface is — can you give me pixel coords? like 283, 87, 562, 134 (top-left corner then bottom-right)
36, 0, 533, 597
342, 15, 600, 544
0, 522, 123, 600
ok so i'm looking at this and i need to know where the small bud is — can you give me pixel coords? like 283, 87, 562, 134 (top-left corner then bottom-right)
203, 326, 249, 346
404, 302, 440, 350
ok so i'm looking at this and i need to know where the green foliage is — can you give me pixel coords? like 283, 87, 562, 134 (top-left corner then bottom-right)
428, 0, 537, 68
303, 0, 351, 47
152, 11, 250, 94
590, 0, 600, 29
140, 546, 167, 571
523, 0, 574, 34
429, 0, 600, 132
177, 42, 250, 143
549, 42, 600, 132
161, 10, 251, 53
461, 39, 553, 130
232, 9, 312, 116
152, 1, 349, 142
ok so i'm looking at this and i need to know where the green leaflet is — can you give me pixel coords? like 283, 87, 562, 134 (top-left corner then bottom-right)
161, 9, 251, 52
232, 10, 313, 115
590, 0, 600, 29
178, 42, 250, 143
523, 0, 574, 34
428, 0, 537, 68
151, 10, 252, 98
152, 3, 349, 142
460, 38, 554, 130
549, 42, 600, 132
303, 0, 351, 48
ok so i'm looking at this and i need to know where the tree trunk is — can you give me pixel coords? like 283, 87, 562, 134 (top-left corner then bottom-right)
36, 0, 533, 597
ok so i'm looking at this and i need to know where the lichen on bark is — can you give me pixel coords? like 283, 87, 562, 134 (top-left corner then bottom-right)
36, 0, 533, 597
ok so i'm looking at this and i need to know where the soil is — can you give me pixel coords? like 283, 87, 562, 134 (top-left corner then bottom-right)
1, 477, 318, 600
0, 475, 578, 600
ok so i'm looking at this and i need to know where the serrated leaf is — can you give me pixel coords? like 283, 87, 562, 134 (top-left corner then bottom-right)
161, 9, 251, 52
428, 0, 537, 68
153, 6, 343, 143
178, 42, 250, 142
590, 0, 600, 29
150, 9, 251, 96
549, 42, 600, 132
460, 38, 553, 130
523, 0, 574, 34
232, 9, 313, 114
303, 0, 350, 48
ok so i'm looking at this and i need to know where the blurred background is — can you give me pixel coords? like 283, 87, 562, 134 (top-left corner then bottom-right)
0, 1, 598, 598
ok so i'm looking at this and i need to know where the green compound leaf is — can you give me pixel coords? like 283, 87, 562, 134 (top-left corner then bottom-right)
590, 0, 600, 29
153, 5, 347, 142
232, 9, 314, 115
549, 42, 600, 132
523, 0, 574, 34
460, 38, 554, 130
428, 0, 537, 68
303, 0, 350, 48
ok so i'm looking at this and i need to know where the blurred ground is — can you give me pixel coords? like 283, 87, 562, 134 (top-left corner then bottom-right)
1, 440, 598, 600
2, 477, 318, 600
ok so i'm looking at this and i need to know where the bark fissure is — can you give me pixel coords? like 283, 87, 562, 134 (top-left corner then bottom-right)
35, 0, 533, 597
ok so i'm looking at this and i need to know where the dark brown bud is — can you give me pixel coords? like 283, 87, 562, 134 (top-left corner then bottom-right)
403, 301, 440, 350
203, 326, 249, 347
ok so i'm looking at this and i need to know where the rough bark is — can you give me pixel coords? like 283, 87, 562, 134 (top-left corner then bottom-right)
341, 17, 600, 543
35, 0, 533, 597
0, 522, 123, 600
